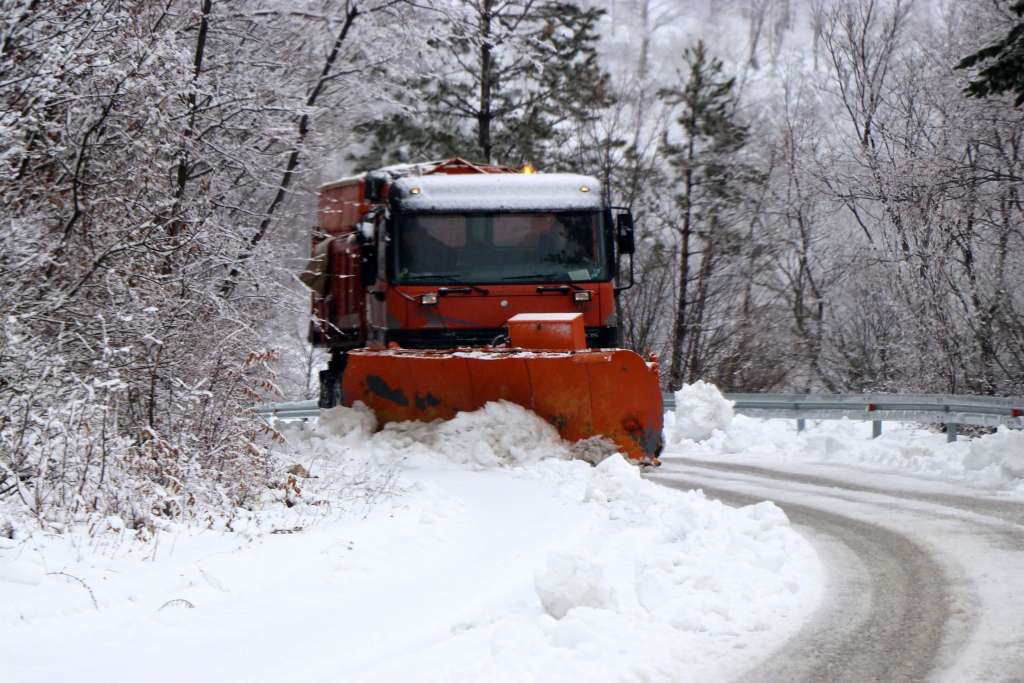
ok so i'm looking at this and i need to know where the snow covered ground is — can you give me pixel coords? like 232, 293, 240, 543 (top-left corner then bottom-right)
7, 382, 1023, 681
666, 381, 1024, 496
3, 400, 822, 683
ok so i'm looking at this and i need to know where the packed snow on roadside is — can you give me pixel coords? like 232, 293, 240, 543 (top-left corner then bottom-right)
3, 400, 822, 683
664, 382, 1024, 494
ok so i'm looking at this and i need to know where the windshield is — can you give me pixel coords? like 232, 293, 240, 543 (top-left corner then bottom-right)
394, 211, 608, 284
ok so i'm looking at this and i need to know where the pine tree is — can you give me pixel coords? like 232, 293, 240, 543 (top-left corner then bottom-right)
350, 0, 613, 169
956, 1, 1024, 106
659, 41, 756, 391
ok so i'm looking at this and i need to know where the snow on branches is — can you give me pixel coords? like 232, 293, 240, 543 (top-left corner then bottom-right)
0, 0, 413, 531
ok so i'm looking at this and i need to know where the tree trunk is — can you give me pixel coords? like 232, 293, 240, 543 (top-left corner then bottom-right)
667, 165, 693, 390
667, 93, 698, 390
638, 0, 651, 79
173, 0, 212, 213
477, 0, 494, 162
684, 231, 714, 383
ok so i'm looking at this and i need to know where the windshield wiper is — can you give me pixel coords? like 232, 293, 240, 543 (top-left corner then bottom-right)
400, 274, 488, 294
402, 273, 458, 281
501, 272, 564, 281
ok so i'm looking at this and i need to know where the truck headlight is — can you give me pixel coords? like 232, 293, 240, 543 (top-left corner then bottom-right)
573, 290, 592, 303
419, 293, 439, 305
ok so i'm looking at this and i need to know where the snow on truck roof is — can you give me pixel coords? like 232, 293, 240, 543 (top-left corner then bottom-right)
391, 173, 604, 212
319, 158, 514, 190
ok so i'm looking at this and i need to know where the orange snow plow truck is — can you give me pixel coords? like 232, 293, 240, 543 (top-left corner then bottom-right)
302, 158, 663, 464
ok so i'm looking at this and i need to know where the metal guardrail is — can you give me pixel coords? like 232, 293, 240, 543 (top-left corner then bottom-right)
258, 393, 1024, 443
718, 392, 1024, 442
256, 400, 319, 420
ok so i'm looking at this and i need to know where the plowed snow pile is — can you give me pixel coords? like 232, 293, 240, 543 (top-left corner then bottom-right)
3, 401, 822, 682
665, 382, 1024, 493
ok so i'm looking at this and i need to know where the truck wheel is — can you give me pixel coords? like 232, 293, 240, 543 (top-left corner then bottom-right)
317, 351, 347, 409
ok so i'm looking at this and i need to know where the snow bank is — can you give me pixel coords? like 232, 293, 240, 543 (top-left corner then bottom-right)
319, 401, 377, 440
317, 400, 571, 470
520, 457, 814, 677
353, 450, 819, 682
666, 380, 735, 443
4, 400, 822, 683
667, 383, 1024, 493
535, 549, 614, 619
428, 400, 570, 467
964, 427, 1024, 480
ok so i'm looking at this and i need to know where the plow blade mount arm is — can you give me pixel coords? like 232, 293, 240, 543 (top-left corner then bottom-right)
341, 347, 664, 463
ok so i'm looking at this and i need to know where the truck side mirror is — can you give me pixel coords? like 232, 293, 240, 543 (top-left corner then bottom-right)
358, 217, 379, 286
616, 212, 635, 255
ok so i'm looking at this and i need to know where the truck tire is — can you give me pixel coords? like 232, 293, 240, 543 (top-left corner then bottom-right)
317, 351, 347, 409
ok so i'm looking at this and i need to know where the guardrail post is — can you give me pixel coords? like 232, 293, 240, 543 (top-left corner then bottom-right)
872, 420, 882, 439
796, 418, 806, 433
946, 423, 958, 443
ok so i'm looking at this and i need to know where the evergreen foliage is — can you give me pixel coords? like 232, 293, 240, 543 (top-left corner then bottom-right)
350, 0, 613, 169
658, 42, 761, 389
956, 1, 1024, 106
660, 42, 755, 225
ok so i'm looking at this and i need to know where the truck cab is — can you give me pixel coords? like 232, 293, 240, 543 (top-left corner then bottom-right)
370, 172, 622, 349
308, 159, 634, 354
304, 159, 659, 463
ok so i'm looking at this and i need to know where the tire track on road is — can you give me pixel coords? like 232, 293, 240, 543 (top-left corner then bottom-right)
652, 474, 954, 683
669, 458, 1024, 526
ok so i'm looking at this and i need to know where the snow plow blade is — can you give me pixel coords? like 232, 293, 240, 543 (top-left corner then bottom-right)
341, 347, 664, 463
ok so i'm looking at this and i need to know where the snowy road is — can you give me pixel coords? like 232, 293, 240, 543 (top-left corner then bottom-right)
651, 458, 1024, 683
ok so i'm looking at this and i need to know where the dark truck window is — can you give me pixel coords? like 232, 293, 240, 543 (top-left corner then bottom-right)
395, 211, 608, 284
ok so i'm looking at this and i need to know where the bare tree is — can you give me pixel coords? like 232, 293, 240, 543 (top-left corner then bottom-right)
810, 0, 1024, 393
0, 0, 418, 529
